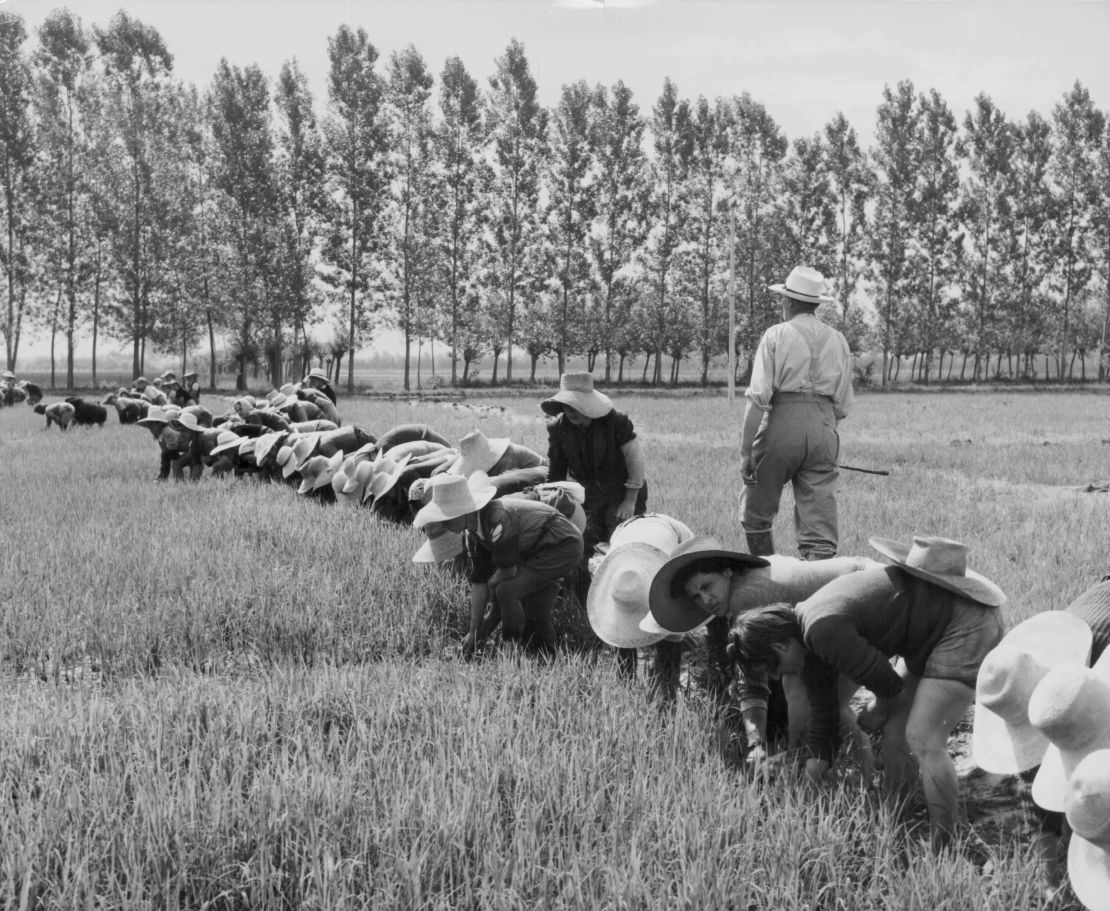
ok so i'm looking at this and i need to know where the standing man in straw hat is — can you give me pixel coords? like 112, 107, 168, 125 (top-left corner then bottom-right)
739, 266, 853, 561
728, 535, 1006, 850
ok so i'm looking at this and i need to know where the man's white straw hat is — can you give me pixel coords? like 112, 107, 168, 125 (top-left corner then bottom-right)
972, 611, 1092, 774
768, 265, 835, 305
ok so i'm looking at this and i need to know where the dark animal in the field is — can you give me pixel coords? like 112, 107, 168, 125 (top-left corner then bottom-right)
19, 381, 44, 406
63, 397, 108, 428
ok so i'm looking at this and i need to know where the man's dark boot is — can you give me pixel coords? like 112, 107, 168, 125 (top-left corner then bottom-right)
745, 531, 775, 557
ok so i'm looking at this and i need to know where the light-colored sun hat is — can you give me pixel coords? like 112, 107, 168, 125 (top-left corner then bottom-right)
768, 265, 835, 305
305, 367, 329, 382
170, 411, 204, 433
183, 370, 198, 379
252, 431, 286, 468
413, 524, 466, 563
1029, 647, 1110, 812
540, 372, 614, 419
297, 450, 344, 494
610, 513, 695, 552
869, 536, 1007, 608
1, 370, 16, 380
279, 383, 299, 396
589, 543, 673, 649
971, 611, 1093, 775
412, 471, 497, 528
1065, 749, 1110, 911
209, 430, 244, 457
290, 434, 322, 469
382, 439, 448, 463
448, 429, 511, 476
138, 406, 171, 427
237, 438, 256, 457
133, 376, 149, 387
364, 453, 415, 507
647, 536, 771, 634
343, 459, 376, 496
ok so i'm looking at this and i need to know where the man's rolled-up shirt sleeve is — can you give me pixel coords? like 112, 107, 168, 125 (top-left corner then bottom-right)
744, 333, 776, 412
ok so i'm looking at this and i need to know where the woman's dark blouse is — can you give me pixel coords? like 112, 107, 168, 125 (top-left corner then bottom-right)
545, 410, 636, 502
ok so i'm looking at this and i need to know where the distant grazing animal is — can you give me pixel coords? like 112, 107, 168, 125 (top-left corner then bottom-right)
63, 397, 108, 428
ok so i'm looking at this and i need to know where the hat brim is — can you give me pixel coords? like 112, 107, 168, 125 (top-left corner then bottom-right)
209, 438, 242, 457
869, 537, 1007, 607
648, 548, 770, 634
540, 389, 614, 419
1069, 831, 1110, 911
413, 530, 465, 563
588, 543, 671, 648
451, 437, 511, 476
412, 485, 497, 528
971, 611, 1092, 774
768, 282, 835, 305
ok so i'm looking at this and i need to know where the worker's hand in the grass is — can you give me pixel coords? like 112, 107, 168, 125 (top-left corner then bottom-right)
856, 696, 889, 734
805, 758, 831, 784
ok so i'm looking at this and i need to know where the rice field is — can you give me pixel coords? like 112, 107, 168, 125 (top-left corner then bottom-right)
2, 388, 1108, 909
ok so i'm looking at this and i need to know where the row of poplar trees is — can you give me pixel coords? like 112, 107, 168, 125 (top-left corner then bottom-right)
2, 9, 1109, 391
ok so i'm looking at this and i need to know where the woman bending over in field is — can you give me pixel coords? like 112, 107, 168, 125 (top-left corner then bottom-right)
413, 471, 584, 659
645, 537, 879, 766
727, 535, 1006, 850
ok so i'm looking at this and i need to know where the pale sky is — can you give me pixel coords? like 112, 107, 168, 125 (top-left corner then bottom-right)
4, 0, 1109, 359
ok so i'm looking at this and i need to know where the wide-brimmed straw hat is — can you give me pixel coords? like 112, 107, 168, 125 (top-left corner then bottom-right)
305, 367, 329, 382
540, 372, 614, 419
449, 429, 510, 476
1030, 646, 1110, 812
341, 459, 376, 496
413, 524, 465, 563
364, 453, 414, 507
1, 370, 15, 380
297, 450, 343, 494
972, 611, 1092, 775
589, 543, 673, 648
252, 432, 286, 468
132, 376, 150, 388
1065, 749, 1110, 911
138, 406, 171, 428
412, 471, 497, 528
170, 411, 204, 433
768, 265, 835, 306
183, 370, 198, 379
647, 536, 771, 634
610, 513, 694, 552
869, 535, 1006, 608
209, 430, 244, 457
290, 434, 322, 469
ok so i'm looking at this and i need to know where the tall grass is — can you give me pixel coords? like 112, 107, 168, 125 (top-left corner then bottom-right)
2, 390, 1106, 908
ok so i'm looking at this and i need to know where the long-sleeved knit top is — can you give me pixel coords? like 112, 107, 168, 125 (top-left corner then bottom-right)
796, 567, 959, 764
